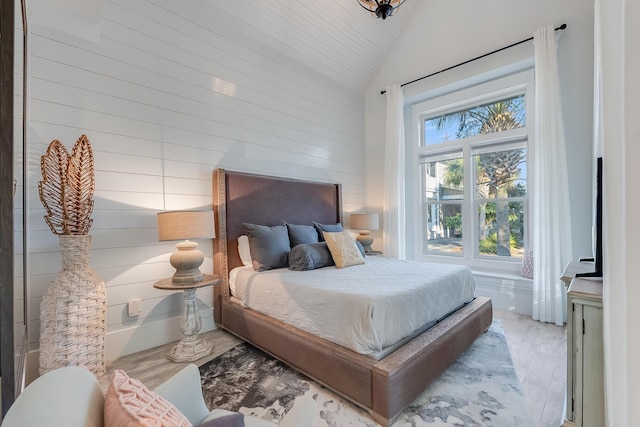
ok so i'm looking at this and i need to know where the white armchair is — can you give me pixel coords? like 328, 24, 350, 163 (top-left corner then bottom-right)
1, 364, 316, 427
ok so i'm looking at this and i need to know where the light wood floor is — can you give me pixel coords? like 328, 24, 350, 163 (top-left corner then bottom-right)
98, 329, 242, 392
102, 309, 567, 427
494, 310, 567, 427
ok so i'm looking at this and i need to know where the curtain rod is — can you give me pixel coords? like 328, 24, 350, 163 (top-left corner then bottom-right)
380, 23, 567, 95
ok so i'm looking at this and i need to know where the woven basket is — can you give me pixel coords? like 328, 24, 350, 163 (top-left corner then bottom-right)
39, 235, 106, 377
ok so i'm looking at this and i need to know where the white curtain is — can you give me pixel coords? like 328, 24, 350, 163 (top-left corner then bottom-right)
383, 84, 406, 259
531, 26, 573, 326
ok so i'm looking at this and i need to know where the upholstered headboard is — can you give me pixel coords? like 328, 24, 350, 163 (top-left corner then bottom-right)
212, 169, 342, 324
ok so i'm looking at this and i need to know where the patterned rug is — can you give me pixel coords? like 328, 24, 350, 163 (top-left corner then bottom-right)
199, 321, 534, 426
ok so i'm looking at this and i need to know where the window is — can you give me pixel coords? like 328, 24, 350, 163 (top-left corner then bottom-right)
473, 144, 527, 258
412, 72, 533, 268
421, 154, 464, 255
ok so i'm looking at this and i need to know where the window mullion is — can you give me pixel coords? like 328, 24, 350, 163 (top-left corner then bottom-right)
463, 143, 473, 260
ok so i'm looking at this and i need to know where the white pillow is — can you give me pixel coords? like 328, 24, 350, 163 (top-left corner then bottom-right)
238, 235, 252, 267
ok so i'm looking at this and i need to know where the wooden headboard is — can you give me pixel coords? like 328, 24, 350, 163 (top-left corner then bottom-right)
212, 169, 342, 324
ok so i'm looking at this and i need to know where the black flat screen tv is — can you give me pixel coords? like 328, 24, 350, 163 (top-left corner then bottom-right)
576, 156, 603, 278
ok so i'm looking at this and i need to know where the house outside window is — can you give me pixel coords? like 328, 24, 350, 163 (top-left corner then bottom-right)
412, 71, 534, 270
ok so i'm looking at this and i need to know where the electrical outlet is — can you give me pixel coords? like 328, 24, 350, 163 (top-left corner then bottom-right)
128, 299, 142, 317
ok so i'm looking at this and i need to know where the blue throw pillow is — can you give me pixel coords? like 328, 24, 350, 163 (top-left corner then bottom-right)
242, 223, 290, 271
288, 242, 335, 271
282, 221, 319, 247
312, 221, 343, 242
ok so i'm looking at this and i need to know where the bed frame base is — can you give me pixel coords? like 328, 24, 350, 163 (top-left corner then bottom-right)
211, 169, 493, 426
219, 296, 492, 426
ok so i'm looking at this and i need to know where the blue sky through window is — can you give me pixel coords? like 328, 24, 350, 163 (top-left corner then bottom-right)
423, 95, 525, 146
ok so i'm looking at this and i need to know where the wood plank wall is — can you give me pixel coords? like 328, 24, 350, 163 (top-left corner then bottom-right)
18, 0, 365, 362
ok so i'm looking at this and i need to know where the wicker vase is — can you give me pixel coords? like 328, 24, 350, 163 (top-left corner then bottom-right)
39, 235, 106, 377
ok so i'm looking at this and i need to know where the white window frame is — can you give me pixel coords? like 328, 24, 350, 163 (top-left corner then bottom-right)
410, 69, 535, 273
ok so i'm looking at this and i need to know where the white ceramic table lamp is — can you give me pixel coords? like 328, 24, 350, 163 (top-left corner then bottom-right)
350, 213, 379, 254
157, 210, 215, 284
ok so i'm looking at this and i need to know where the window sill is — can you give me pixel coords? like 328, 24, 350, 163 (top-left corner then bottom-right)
472, 269, 532, 284
472, 269, 533, 315
414, 253, 524, 275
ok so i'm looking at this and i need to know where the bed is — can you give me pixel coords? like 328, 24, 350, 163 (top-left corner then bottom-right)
212, 169, 492, 426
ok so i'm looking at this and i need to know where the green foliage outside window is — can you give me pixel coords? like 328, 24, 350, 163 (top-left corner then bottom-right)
478, 232, 519, 255
445, 213, 462, 231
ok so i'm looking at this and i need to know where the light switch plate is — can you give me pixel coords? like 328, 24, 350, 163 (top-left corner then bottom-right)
128, 298, 141, 317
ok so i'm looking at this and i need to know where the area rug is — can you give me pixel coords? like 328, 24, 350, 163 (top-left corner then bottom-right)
199, 321, 534, 426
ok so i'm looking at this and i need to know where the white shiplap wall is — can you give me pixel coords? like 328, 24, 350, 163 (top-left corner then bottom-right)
20, 0, 365, 364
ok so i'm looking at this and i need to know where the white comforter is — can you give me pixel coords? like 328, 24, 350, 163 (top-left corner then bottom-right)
231, 256, 475, 355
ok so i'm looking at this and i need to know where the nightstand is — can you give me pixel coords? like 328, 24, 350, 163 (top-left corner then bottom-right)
154, 274, 221, 362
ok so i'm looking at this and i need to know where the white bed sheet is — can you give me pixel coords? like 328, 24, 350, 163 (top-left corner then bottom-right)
230, 256, 475, 355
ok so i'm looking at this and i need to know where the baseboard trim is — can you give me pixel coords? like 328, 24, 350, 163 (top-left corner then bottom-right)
473, 272, 533, 316
104, 308, 215, 362
25, 308, 215, 385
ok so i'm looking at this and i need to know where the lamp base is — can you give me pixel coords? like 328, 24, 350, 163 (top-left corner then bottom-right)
170, 240, 205, 284
171, 271, 204, 285
356, 230, 375, 254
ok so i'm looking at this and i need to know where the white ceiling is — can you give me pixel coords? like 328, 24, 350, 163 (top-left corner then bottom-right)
206, 0, 424, 94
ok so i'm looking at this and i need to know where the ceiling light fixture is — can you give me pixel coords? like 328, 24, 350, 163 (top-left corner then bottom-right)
357, 0, 406, 20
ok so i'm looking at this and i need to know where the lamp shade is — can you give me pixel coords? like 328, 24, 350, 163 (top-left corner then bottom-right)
350, 213, 380, 231
157, 211, 215, 241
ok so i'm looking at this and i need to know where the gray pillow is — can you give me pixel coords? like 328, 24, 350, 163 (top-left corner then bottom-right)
283, 221, 319, 247
289, 241, 366, 271
242, 223, 290, 271
195, 413, 245, 427
312, 222, 343, 242
288, 242, 335, 271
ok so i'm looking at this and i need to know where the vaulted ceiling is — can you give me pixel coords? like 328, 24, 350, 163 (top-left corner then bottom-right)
205, 1, 424, 93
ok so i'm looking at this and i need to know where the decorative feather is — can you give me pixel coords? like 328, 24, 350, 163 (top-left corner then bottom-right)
66, 135, 95, 235
39, 140, 69, 235
38, 135, 95, 235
